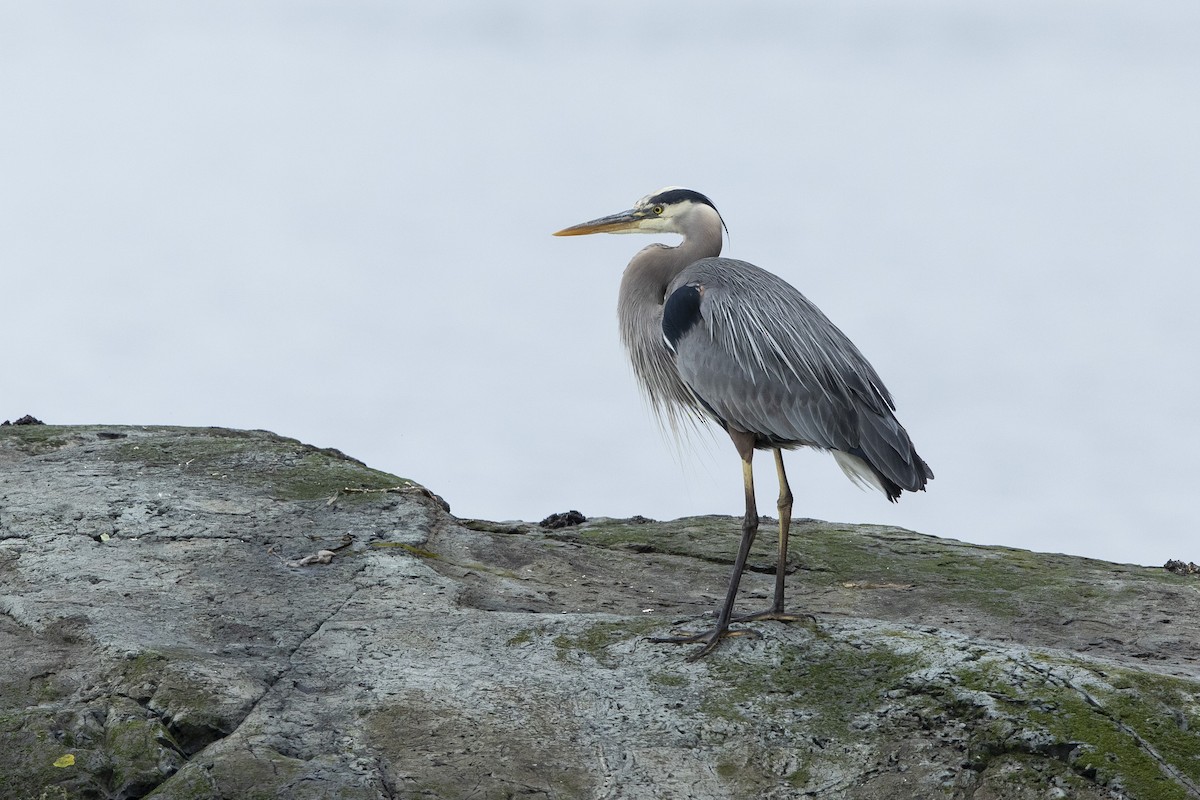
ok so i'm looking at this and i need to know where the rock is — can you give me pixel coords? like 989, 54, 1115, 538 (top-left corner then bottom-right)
539, 509, 587, 529
0, 414, 44, 426
1164, 559, 1200, 576
1, 425, 1199, 799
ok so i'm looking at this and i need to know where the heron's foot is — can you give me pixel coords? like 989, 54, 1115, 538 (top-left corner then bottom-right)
732, 608, 817, 625
647, 625, 761, 660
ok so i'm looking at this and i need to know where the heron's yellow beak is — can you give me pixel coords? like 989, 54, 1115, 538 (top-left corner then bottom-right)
553, 209, 649, 236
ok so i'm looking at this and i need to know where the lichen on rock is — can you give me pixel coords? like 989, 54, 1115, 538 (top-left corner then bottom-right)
2, 425, 1199, 799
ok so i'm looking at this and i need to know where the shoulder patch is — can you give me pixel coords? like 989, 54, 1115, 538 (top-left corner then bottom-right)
662, 283, 704, 353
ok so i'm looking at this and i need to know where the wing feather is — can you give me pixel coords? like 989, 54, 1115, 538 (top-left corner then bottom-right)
665, 257, 932, 496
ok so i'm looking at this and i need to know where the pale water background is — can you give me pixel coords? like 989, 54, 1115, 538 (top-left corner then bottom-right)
3, 1, 1198, 566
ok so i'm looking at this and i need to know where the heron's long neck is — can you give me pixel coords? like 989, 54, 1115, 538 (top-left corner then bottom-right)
619, 230, 722, 309
617, 231, 721, 356
616, 231, 721, 423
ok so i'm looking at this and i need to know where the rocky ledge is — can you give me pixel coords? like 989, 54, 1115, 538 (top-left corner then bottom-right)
1, 425, 1198, 799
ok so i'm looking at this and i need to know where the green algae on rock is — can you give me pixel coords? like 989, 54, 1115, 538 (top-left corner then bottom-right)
2, 425, 1199, 799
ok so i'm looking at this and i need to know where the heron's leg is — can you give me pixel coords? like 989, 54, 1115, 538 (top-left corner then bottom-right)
715, 456, 761, 630
771, 448, 791, 612
649, 448, 761, 659
733, 448, 810, 624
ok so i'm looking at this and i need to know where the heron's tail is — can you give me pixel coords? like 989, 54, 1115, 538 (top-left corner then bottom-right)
834, 412, 933, 502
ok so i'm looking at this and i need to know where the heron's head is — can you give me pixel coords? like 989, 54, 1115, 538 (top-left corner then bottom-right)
553, 187, 728, 241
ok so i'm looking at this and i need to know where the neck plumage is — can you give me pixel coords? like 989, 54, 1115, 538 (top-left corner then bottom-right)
619, 227, 723, 310
615, 229, 723, 428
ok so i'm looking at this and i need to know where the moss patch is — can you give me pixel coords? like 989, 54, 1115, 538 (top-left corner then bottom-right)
703, 639, 922, 738
581, 517, 1186, 625
109, 427, 411, 501
649, 671, 689, 688
0, 711, 78, 800
369, 542, 439, 559
0, 697, 184, 800
553, 619, 662, 665
686, 632, 1200, 797
579, 516, 746, 564
0, 424, 416, 503
365, 697, 594, 799
0, 424, 78, 455
506, 629, 535, 647
205, 747, 306, 799
950, 655, 1200, 799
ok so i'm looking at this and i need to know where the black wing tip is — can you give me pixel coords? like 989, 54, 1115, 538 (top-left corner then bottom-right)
868, 452, 933, 503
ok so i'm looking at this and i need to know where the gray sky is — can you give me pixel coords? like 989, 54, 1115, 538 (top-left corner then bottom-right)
4, 1, 1198, 566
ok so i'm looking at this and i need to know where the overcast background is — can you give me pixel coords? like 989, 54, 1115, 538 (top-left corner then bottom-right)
4, 1, 1198, 567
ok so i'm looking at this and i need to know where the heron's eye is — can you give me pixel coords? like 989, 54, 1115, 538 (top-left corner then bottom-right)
653, 206, 664, 215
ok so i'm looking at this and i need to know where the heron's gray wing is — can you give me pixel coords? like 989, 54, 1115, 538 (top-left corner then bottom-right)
664, 258, 931, 495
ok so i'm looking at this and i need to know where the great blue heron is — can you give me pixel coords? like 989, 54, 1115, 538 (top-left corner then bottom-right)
554, 187, 932, 658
